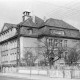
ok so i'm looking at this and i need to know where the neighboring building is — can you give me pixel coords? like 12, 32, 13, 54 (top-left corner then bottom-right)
0, 23, 17, 72
0, 11, 80, 72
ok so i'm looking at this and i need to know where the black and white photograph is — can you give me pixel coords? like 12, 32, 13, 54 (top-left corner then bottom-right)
0, 0, 80, 80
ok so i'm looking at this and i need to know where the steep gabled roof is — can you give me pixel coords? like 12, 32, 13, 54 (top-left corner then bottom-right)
1, 23, 17, 32
18, 16, 44, 28
45, 18, 78, 30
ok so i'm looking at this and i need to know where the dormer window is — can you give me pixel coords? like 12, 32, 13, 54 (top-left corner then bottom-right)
28, 29, 33, 34
50, 29, 64, 35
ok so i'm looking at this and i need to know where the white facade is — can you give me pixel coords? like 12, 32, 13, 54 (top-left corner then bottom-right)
0, 28, 16, 42
20, 37, 38, 59
0, 27, 17, 65
1, 40, 17, 63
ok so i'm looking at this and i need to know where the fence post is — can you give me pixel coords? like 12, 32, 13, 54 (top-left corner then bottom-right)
30, 65, 31, 77
63, 69, 65, 78
70, 69, 73, 79
47, 68, 49, 76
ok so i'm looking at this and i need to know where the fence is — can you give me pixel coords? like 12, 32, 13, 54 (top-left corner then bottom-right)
18, 67, 80, 79
72, 69, 80, 79
2, 66, 80, 79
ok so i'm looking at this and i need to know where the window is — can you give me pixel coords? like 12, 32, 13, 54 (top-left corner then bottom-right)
3, 32, 5, 35
59, 40, 63, 47
7, 30, 9, 33
48, 38, 53, 47
13, 28, 16, 34
11, 28, 12, 31
54, 39, 58, 47
50, 29, 64, 35
28, 29, 33, 34
64, 40, 67, 47
64, 51, 68, 58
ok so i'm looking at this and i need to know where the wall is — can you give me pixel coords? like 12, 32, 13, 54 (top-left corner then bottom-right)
0, 45, 1, 66
66, 39, 79, 48
0, 39, 17, 65
38, 37, 79, 49
20, 37, 38, 59
0, 28, 17, 42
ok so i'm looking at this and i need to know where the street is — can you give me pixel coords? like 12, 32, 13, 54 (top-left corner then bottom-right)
0, 76, 31, 80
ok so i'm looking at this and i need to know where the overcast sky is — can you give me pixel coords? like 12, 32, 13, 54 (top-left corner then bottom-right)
0, 0, 80, 31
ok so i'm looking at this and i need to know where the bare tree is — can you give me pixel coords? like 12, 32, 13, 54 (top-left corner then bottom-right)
38, 37, 65, 68
24, 51, 37, 66
64, 48, 80, 66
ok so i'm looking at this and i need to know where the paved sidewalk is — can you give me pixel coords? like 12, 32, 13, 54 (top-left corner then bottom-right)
0, 72, 79, 80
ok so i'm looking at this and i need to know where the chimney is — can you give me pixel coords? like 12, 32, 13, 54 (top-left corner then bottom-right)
22, 11, 31, 21
32, 15, 35, 23
31, 11, 35, 23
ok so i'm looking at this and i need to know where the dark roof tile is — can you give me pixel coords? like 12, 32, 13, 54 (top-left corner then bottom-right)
1, 23, 17, 32
45, 18, 78, 30
19, 16, 44, 28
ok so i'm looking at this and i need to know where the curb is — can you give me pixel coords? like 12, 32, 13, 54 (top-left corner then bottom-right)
0, 73, 35, 80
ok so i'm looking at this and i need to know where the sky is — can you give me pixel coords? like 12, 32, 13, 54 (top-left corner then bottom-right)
0, 0, 80, 30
